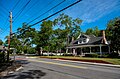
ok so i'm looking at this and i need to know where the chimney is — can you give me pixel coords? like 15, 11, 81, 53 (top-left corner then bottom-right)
102, 30, 108, 44
102, 30, 105, 39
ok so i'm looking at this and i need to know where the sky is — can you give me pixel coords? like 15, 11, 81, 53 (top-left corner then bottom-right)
0, 0, 120, 42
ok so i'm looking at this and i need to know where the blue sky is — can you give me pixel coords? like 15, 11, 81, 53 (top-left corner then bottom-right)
0, 0, 120, 42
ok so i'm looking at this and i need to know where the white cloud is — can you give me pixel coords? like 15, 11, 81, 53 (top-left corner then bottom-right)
80, 0, 120, 23
65, 0, 120, 23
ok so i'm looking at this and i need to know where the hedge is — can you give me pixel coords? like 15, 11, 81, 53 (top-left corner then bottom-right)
85, 53, 98, 58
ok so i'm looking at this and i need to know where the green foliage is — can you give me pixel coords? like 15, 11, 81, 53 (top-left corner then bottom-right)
0, 39, 3, 45
15, 23, 36, 54
34, 20, 53, 54
0, 52, 5, 63
85, 53, 98, 58
53, 13, 82, 45
85, 26, 100, 36
85, 28, 94, 35
34, 13, 82, 54
27, 47, 36, 54
107, 53, 119, 58
106, 17, 120, 52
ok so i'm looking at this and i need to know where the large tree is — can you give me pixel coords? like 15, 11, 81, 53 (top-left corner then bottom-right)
53, 13, 82, 46
16, 23, 36, 54
51, 28, 67, 53
106, 17, 120, 52
34, 20, 53, 55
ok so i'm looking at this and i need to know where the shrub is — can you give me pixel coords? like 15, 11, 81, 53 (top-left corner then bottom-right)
107, 53, 119, 58
99, 55, 108, 58
0, 52, 5, 63
85, 53, 98, 58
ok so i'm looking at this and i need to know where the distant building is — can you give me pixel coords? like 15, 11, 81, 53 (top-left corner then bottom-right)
66, 30, 110, 56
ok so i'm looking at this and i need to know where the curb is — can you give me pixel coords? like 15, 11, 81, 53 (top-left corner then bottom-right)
27, 56, 120, 68
54, 59, 120, 68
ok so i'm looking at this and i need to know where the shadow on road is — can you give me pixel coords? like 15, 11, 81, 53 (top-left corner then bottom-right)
3, 70, 46, 79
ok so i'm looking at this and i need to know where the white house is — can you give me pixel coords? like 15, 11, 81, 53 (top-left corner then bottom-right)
67, 30, 110, 56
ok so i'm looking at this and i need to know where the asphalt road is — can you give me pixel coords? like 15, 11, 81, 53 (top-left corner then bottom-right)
1, 56, 120, 79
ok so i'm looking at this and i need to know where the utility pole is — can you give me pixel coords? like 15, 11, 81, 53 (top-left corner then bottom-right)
7, 11, 12, 62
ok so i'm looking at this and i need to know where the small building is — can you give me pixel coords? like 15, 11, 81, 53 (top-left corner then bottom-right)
66, 30, 110, 56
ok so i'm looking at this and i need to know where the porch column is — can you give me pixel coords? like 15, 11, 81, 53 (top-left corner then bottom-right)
73, 48, 76, 56
66, 48, 68, 53
40, 47, 42, 55
89, 47, 91, 53
99, 45, 102, 56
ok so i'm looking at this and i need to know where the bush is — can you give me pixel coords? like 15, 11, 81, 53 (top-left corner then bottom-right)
99, 55, 108, 58
0, 52, 5, 63
62, 53, 73, 56
85, 53, 98, 58
107, 53, 119, 58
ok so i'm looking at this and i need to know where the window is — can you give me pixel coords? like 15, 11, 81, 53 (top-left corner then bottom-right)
79, 40, 82, 43
83, 39, 86, 43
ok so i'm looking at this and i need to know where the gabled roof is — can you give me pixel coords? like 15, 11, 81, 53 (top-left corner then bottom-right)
88, 37, 103, 44
69, 34, 107, 46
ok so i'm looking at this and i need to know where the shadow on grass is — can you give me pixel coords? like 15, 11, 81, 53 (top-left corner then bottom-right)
3, 70, 46, 79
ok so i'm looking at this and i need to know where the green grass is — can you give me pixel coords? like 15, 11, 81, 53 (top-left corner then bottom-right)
104, 59, 120, 65
40, 56, 120, 65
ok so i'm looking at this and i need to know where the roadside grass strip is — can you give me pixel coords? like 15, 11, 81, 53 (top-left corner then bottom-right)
28, 59, 87, 69
26, 57, 38, 58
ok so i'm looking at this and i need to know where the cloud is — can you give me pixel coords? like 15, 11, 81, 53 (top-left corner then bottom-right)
80, 0, 120, 23
65, 0, 120, 24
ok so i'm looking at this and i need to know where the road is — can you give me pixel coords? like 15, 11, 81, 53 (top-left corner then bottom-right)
1, 56, 120, 79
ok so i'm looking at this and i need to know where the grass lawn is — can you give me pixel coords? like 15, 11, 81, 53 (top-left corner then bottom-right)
40, 56, 120, 65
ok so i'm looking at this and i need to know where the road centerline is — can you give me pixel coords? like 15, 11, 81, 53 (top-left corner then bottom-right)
28, 59, 87, 69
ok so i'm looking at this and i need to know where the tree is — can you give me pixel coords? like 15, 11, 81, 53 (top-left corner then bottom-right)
93, 26, 100, 37
106, 17, 120, 53
85, 26, 100, 36
85, 28, 94, 35
51, 28, 66, 53
16, 23, 36, 54
53, 13, 82, 46
0, 39, 3, 45
34, 20, 53, 55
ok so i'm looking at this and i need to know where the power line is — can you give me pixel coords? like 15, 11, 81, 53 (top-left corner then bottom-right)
1, 18, 9, 29
0, 7, 9, 16
0, 3, 9, 13
12, 0, 57, 33
0, 23, 9, 35
13, 0, 32, 22
14, 0, 39, 23
28, 0, 66, 24
29, 0, 82, 26
11, 0, 82, 34
0, 14, 7, 19
12, 0, 21, 11
26, 0, 56, 22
